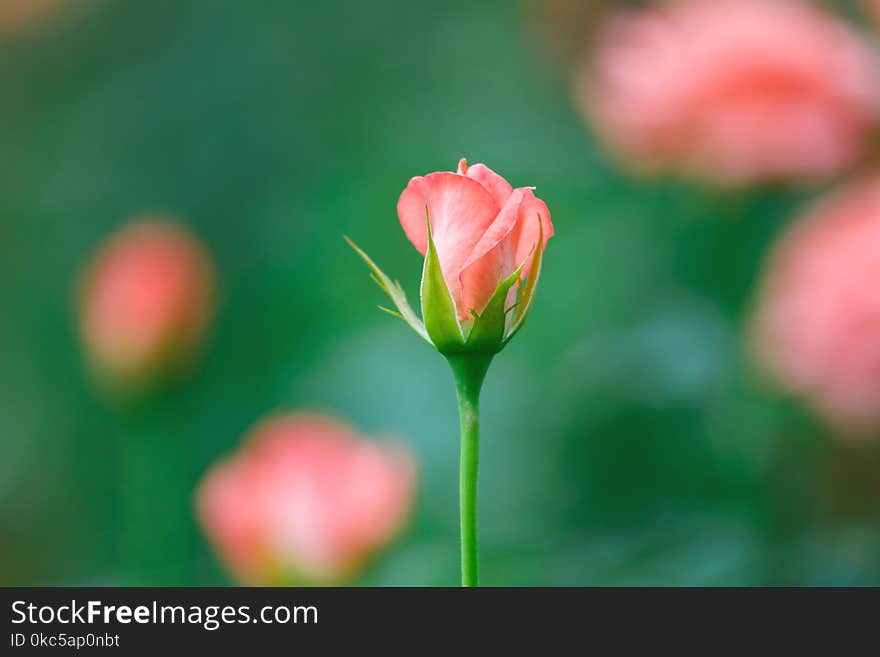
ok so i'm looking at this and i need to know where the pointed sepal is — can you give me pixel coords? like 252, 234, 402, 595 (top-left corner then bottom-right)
345, 236, 431, 345
420, 215, 465, 354
466, 257, 527, 353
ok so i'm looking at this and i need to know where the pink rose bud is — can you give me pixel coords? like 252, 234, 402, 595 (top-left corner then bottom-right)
751, 177, 880, 435
348, 158, 553, 355
579, 0, 880, 184
196, 413, 416, 586
78, 218, 215, 391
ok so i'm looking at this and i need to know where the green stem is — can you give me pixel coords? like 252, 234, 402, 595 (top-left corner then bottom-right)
117, 393, 197, 585
448, 353, 492, 587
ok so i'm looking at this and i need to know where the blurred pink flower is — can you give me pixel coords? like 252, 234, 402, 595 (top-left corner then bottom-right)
78, 218, 215, 389
752, 177, 880, 434
398, 158, 553, 320
0, 0, 63, 34
579, 0, 880, 184
196, 413, 416, 585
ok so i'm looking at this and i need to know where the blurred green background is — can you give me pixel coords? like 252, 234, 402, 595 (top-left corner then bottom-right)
2, 0, 880, 586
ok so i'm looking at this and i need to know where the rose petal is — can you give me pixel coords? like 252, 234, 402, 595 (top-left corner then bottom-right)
462, 187, 529, 272
511, 189, 553, 279
397, 171, 499, 304
462, 160, 514, 208
459, 235, 516, 318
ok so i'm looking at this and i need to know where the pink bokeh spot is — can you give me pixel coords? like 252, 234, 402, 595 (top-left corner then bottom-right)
580, 0, 880, 184
196, 413, 416, 585
752, 177, 880, 433
78, 219, 215, 386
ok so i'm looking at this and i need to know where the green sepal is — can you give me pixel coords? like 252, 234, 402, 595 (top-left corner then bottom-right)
420, 215, 465, 354
504, 215, 545, 345
344, 236, 431, 345
465, 258, 527, 353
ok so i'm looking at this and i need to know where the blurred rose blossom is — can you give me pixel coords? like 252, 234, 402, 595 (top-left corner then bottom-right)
78, 218, 215, 390
752, 177, 880, 434
0, 0, 64, 34
579, 0, 880, 184
196, 413, 416, 585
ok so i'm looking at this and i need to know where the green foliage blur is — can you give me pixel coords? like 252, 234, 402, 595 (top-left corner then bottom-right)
2, 0, 880, 586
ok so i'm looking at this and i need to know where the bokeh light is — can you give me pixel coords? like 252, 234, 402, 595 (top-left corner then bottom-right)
197, 413, 415, 586
578, 0, 880, 184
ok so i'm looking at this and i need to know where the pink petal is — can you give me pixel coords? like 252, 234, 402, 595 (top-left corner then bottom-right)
397, 171, 500, 303
459, 235, 516, 318
457, 189, 553, 318
511, 189, 553, 278
460, 159, 514, 208
462, 187, 529, 272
